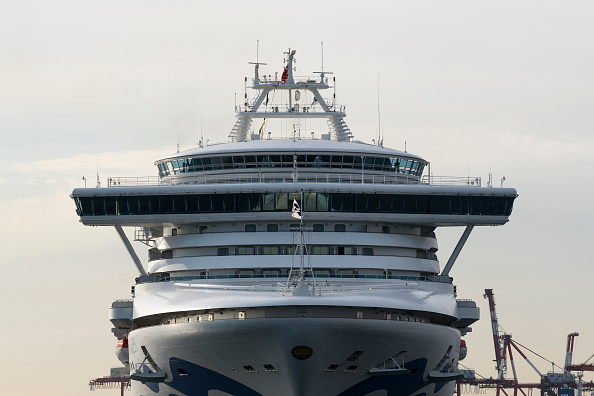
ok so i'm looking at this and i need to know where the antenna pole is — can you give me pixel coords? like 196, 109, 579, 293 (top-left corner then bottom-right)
377, 72, 381, 145
321, 42, 324, 73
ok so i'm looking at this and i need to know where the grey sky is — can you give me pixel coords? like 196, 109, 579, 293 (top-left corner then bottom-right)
1, 1, 593, 394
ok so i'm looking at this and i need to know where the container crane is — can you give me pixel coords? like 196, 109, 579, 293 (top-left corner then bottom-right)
565, 332, 594, 372
456, 289, 594, 396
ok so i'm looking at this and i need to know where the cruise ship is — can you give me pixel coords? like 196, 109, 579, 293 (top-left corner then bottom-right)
72, 49, 517, 396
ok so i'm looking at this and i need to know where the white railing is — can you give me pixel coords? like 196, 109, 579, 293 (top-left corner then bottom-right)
235, 104, 346, 114
252, 75, 329, 86
421, 175, 482, 187
106, 174, 483, 188
108, 176, 160, 187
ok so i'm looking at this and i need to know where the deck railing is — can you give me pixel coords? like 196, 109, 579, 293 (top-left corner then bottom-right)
107, 174, 482, 187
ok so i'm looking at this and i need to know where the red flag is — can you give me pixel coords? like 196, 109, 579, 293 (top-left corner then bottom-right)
281, 65, 288, 84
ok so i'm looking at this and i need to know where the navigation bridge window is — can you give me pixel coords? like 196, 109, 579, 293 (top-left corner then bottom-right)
74, 192, 515, 217
156, 154, 425, 177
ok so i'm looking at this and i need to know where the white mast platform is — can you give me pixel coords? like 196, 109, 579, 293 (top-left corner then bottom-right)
229, 49, 353, 143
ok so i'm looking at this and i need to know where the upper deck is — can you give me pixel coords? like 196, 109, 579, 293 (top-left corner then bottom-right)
154, 139, 426, 183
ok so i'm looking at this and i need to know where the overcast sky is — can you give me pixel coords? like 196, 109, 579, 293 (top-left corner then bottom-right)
1, 1, 593, 395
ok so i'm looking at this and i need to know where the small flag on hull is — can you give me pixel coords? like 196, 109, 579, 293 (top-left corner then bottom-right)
292, 199, 302, 219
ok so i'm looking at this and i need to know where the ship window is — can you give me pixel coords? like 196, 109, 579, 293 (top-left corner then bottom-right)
211, 156, 223, 170
186, 195, 198, 213
221, 156, 233, 169
286, 246, 301, 255
313, 224, 324, 232
471, 196, 483, 215
237, 269, 255, 277
379, 195, 392, 212
262, 246, 280, 255
232, 155, 245, 168
317, 193, 329, 211
366, 195, 380, 212
237, 246, 255, 255
139, 196, 151, 214
382, 226, 390, 234
275, 193, 288, 211
460, 196, 471, 214
267, 224, 278, 232
263, 193, 275, 211
217, 248, 229, 256
76, 192, 516, 218
345, 246, 357, 255
161, 196, 174, 213
334, 224, 346, 232
249, 193, 262, 211
330, 155, 343, 167
280, 154, 292, 165
199, 225, 208, 234
416, 195, 429, 213
313, 269, 331, 277
336, 246, 356, 255
312, 246, 330, 255
201, 157, 212, 171
173, 195, 186, 213
439, 196, 451, 214
354, 194, 366, 212
482, 196, 496, 215
244, 155, 257, 168
263, 269, 281, 277
198, 194, 211, 212
337, 269, 356, 276
303, 192, 317, 211
162, 250, 173, 259
211, 194, 224, 212
223, 193, 236, 212
362, 247, 374, 256
245, 224, 257, 232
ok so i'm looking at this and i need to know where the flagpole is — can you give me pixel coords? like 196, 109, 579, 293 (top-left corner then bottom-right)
300, 190, 304, 274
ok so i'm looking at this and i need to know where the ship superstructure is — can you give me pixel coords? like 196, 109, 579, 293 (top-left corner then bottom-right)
72, 49, 517, 396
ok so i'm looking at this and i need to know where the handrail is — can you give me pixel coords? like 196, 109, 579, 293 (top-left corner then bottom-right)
137, 273, 436, 284
107, 174, 482, 188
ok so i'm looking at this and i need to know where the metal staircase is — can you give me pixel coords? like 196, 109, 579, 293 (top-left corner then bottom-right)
328, 115, 353, 142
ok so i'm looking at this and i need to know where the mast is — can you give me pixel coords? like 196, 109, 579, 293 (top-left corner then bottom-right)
228, 48, 353, 143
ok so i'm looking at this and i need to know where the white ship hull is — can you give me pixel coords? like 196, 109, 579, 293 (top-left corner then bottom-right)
129, 318, 461, 396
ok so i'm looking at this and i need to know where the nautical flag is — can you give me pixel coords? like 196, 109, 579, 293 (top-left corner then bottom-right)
291, 199, 302, 219
281, 65, 289, 84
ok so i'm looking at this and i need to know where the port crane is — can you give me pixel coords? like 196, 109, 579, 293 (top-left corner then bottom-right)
456, 289, 594, 396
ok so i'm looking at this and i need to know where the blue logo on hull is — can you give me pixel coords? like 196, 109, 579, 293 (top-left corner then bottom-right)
337, 358, 446, 396
136, 357, 449, 396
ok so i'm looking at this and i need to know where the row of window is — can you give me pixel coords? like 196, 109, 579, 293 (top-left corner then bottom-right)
176, 224, 404, 235
155, 272, 432, 282
154, 246, 371, 260
156, 154, 425, 177
153, 246, 439, 261
75, 192, 514, 217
